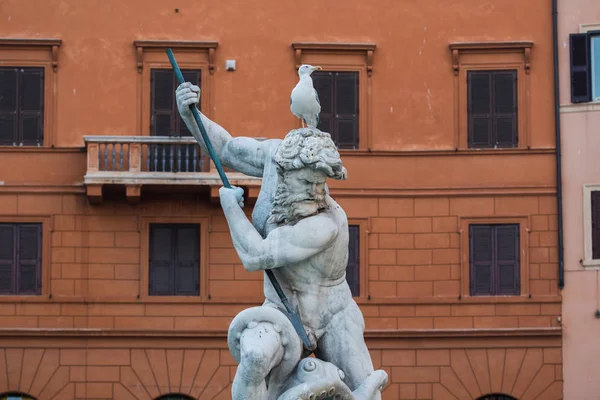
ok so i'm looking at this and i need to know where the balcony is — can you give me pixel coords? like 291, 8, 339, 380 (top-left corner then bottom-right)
84, 136, 262, 204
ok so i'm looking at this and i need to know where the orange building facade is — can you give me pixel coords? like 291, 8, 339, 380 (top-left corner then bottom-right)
0, 1, 562, 399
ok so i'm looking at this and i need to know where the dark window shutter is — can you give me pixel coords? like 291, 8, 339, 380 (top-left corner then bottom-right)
17, 224, 42, 295
570, 33, 592, 103
177, 70, 201, 136
0, 224, 16, 294
592, 191, 600, 259
151, 69, 175, 136
0, 68, 18, 145
493, 71, 518, 148
495, 224, 520, 295
346, 225, 360, 296
468, 71, 493, 148
149, 225, 174, 295
174, 225, 200, 296
19, 68, 44, 146
470, 225, 494, 295
334, 72, 359, 149
313, 72, 334, 135
149, 224, 200, 296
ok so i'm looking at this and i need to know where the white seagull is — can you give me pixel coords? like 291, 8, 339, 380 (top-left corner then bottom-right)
290, 64, 322, 128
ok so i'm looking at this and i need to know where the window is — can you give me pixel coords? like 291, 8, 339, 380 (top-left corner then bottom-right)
0, 393, 37, 400
346, 224, 360, 296
0, 67, 44, 146
0, 223, 42, 295
469, 224, 520, 296
582, 185, 600, 267
476, 395, 517, 400
149, 223, 200, 296
449, 42, 532, 149
313, 71, 359, 149
151, 69, 201, 137
291, 42, 375, 150
467, 70, 518, 148
155, 395, 194, 400
570, 31, 600, 103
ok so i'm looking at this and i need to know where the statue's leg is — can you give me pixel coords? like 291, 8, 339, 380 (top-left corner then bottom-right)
315, 302, 384, 400
232, 321, 284, 400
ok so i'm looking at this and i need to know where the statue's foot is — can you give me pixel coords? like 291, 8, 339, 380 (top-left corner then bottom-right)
351, 370, 388, 400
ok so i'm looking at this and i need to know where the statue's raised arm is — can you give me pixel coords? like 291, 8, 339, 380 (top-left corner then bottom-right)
176, 82, 267, 177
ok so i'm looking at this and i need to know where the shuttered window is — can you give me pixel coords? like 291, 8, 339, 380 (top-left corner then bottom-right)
591, 191, 600, 259
467, 70, 518, 148
149, 224, 200, 296
150, 69, 201, 137
569, 32, 600, 103
312, 71, 359, 149
346, 225, 360, 296
0, 223, 42, 295
0, 67, 44, 146
469, 224, 520, 296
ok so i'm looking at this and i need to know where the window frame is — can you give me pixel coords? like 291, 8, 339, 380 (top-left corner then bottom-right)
449, 42, 532, 150
0, 216, 51, 302
140, 217, 209, 302
582, 184, 600, 268
291, 43, 375, 150
0, 38, 61, 148
460, 216, 529, 299
134, 40, 217, 136
347, 218, 368, 300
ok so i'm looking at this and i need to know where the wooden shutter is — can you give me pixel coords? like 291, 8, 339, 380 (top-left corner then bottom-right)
19, 68, 44, 146
0, 224, 16, 294
149, 224, 200, 296
493, 71, 518, 148
346, 225, 360, 297
313, 72, 334, 135
470, 225, 494, 295
570, 33, 592, 103
16, 224, 42, 295
177, 70, 201, 136
495, 224, 520, 295
149, 225, 174, 295
151, 69, 175, 136
468, 71, 493, 148
174, 225, 200, 296
334, 72, 359, 149
592, 191, 600, 259
0, 68, 18, 145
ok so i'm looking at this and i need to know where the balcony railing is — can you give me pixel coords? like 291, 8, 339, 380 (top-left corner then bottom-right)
84, 136, 262, 203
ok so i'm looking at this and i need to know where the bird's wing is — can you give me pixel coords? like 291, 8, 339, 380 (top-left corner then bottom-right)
313, 88, 320, 106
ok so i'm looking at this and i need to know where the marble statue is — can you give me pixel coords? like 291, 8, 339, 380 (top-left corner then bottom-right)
176, 82, 388, 400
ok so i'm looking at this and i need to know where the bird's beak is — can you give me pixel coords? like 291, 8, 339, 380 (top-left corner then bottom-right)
313, 66, 322, 71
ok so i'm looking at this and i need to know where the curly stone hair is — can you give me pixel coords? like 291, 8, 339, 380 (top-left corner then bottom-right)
273, 128, 347, 180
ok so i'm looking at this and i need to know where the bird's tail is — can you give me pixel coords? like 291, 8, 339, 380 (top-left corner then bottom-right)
305, 114, 319, 129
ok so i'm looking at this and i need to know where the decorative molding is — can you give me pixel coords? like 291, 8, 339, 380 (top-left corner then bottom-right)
133, 40, 218, 74
0, 38, 62, 71
0, 327, 561, 339
449, 41, 534, 75
291, 42, 376, 76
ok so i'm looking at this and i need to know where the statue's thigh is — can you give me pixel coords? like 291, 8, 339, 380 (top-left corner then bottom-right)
239, 322, 284, 374
316, 304, 373, 390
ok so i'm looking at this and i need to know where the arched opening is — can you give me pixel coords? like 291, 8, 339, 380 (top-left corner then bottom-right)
155, 394, 195, 400
477, 394, 518, 400
0, 393, 37, 400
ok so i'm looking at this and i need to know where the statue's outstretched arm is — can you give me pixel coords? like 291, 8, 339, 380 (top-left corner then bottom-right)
176, 82, 266, 177
219, 187, 337, 271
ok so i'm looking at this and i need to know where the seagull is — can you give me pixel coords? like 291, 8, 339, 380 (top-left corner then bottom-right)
290, 64, 322, 128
